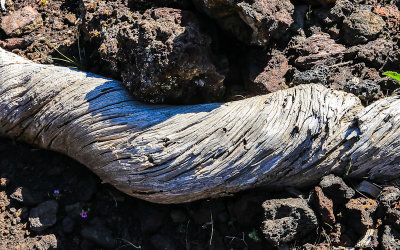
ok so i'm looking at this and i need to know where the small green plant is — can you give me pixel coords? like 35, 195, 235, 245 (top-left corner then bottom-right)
306, 5, 313, 20
383, 71, 400, 82
346, 161, 352, 176
248, 229, 261, 242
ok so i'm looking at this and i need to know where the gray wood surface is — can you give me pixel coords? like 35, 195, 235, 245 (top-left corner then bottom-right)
1, 47, 399, 203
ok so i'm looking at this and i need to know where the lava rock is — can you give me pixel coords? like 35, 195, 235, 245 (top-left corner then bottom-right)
0, 191, 10, 207
311, 186, 335, 225
244, 50, 289, 94
319, 174, 355, 205
378, 186, 400, 229
84, 3, 225, 104
262, 198, 318, 246
344, 79, 382, 103
342, 10, 385, 45
382, 225, 400, 249
29, 200, 58, 232
353, 39, 400, 69
293, 66, 330, 85
290, 33, 345, 70
378, 77, 400, 94
0, 6, 43, 37
34, 234, 58, 249
192, 0, 294, 46
345, 198, 378, 234
329, 0, 355, 22
81, 219, 115, 249
10, 187, 43, 206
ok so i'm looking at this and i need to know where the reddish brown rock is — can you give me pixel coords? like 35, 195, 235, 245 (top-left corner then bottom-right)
192, 0, 294, 46
0, 37, 33, 50
353, 39, 400, 69
290, 33, 345, 70
312, 186, 335, 225
244, 50, 289, 94
345, 198, 378, 234
373, 4, 400, 31
0, 6, 43, 37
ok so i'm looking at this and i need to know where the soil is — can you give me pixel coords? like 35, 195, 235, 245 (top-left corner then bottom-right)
1, 0, 400, 249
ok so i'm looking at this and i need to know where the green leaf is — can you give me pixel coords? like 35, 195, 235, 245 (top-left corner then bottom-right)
383, 71, 400, 82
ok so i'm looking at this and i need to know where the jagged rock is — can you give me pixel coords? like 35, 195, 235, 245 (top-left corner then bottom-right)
244, 50, 289, 94
382, 225, 400, 249
293, 66, 330, 85
378, 187, 400, 229
345, 198, 378, 234
0, 6, 43, 37
344, 79, 382, 103
192, 0, 294, 46
342, 10, 385, 45
84, 2, 225, 104
351, 39, 400, 69
319, 175, 355, 205
311, 186, 335, 225
262, 198, 318, 246
329, 0, 355, 22
289, 33, 345, 70
29, 200, 58, 232
34, 234, 58, 250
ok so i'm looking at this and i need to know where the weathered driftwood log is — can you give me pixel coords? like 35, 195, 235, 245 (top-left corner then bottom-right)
1, 47, 400, 203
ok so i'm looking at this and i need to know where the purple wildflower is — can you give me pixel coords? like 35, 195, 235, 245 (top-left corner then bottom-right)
81, 212, 88, 218
53, 190, 60, 194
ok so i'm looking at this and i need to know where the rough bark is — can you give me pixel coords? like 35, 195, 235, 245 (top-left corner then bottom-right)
1, 48, 400, 204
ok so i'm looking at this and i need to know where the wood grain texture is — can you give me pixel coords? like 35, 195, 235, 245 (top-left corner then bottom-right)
1, 47, 400, 203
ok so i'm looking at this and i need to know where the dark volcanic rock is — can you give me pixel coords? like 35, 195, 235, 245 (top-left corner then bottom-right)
378, 187, 400, 229
329, 0, 355, 22
0, 6, 43, 37
244, 50, 289, 94
81, 218, 115, 249
293, 66, 330, 85
84, 2, 225, 103
344, 79, 382, 103
262, 198, 318, 246
192, 0, 294, 46
345, 198, 378, 234
289, 33, 345, 70
342, 10, 385, 45
319, 174, 355, 206
29, 200, 58, 232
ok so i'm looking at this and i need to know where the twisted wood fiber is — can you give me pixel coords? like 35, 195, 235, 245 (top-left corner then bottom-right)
1, 48, 400, 203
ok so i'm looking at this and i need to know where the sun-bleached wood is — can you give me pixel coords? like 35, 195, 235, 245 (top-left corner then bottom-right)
1, 47, 400, 203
